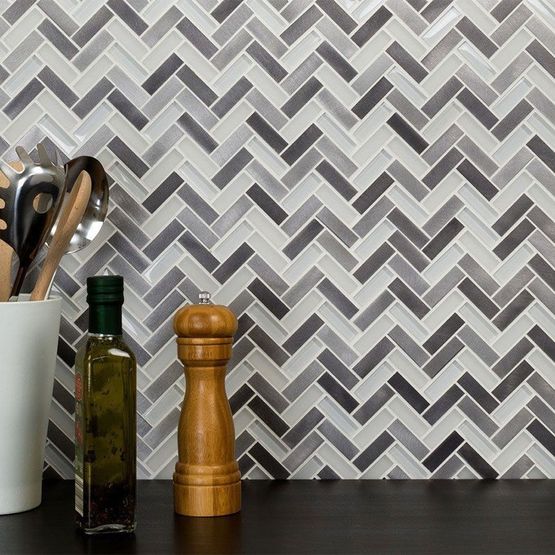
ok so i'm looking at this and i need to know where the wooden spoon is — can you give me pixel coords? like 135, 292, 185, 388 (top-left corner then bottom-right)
30, 171, 92, 301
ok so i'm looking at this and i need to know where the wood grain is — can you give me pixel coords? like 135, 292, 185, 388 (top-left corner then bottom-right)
173, 302, 241, 517
30, 171, 91, 301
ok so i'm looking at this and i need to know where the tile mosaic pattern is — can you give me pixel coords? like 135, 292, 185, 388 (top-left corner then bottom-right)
1, 0, 553, 479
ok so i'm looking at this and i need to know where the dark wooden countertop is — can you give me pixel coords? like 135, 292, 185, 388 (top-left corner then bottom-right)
0, 480, 553, 554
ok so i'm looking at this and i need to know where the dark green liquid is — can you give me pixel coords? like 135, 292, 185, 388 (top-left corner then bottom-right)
75, 334, 136, 534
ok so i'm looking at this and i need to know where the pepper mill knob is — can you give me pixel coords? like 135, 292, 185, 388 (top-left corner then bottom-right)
173, 293, 241, 517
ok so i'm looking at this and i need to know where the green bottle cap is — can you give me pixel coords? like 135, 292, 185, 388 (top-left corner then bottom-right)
86, 276, 124, 335
87, 275, 124, 305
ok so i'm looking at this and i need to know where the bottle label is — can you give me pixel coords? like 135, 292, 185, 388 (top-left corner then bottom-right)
75, 371, 84, 516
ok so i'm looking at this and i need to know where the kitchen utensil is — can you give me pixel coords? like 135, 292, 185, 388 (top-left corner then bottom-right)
173, 292, 241, 517
0, 161, 22, 301
58, 156, 109, 253
0, 145, 66, 296
30, 171, 92, 301
0, 241, 12, 302
0, 295, 61, 514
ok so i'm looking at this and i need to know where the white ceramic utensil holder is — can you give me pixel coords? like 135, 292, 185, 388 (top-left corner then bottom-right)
0, 296, 62, 514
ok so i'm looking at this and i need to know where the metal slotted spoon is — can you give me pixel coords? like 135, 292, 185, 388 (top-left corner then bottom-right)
0, 144, 66, 296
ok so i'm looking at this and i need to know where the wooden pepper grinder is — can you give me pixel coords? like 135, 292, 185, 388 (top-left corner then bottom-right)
173, 291, 241, 517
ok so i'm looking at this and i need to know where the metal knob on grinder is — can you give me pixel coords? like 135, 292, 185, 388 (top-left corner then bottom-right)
172, 292, 240, 517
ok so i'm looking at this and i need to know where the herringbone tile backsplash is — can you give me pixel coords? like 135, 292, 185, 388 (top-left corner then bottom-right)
5, 0, 553, 479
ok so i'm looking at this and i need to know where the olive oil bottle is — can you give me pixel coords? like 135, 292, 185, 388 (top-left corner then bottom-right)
75, 275, 136, 534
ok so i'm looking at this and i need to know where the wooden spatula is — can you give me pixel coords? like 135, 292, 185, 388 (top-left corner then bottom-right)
30, 171, 92, 301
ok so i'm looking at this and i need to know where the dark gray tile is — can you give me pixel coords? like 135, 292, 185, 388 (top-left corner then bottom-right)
493, 218, 535, 260
457, 88, 498, 129
73, 6, 113, 46
282, 77, 323, 117
458, 372, 499, 413
386, 42, 427, 82
526, 39, 555, 79
387, 208, 429, 248
247, 42, 287, 82
354, 243, 394, 283
455, 17, 497, 57
211, 0, 243, 23
423, 386, 464, 425
354, 384, 394, 424
493, 361, 534, 402
423, 218, 464, 259
352, 6, 392, 47
492, 99, 533, 140
317, 420, 358, 459
458, 254, 499, 296
318, 349, 358, 390
247, 112, 287, 152
457, 159, 499, 200
389, 278, 430, 319
144, 172, 184, 213
176, 17, 217, 58
424, 314, 465, 354
108, 89, 148, 129
422, 338, 464, 378
315, 0, 356, 33
388, 231, 430, 272
389, 325, 430, 366
212, 77, 253, 117
527, 135, 555, 173
421, 0, 453, 23
317, 278, 358, 319
178, 231, 219, 271
353, 431, 394, 471
143, 54, 183, 95
143, 220, 185, 260
423, 148, 464, 189
422, 77, 463, 117
283, 407, 324, 447
387, 113, 429, 153
458, 278, 500, 318
493, 194, 533, 235
316, 160, 357, 200
528, 325, 555, 363
177, 65, 217, 105
73, 77, 114, 118
178, 113, 218, 153
212, 148, 253, 189
316, 41, 357, 82
317, 372, 358, 413
108, 136, 149, 177
353, 337, 395, 378
492, 337, 533, 378
107, 0, 148, 34
353, 172, 394, 214
422, 431, 464, 471
283, 220, 323, 259
3, 78, 44, 119
493, 290, 534, 330
281, 5, 323, 45
213, 243, 255, 283
388, 372, 429, 413
458, 443, 498, 478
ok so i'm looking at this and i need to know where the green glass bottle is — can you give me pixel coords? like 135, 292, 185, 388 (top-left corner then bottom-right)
74, 275, 136, 534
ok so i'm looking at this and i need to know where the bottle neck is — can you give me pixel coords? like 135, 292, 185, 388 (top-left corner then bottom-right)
88, 302, 122, 335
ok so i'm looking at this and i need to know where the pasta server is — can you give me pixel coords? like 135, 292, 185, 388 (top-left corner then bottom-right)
0, 144, 66, 296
